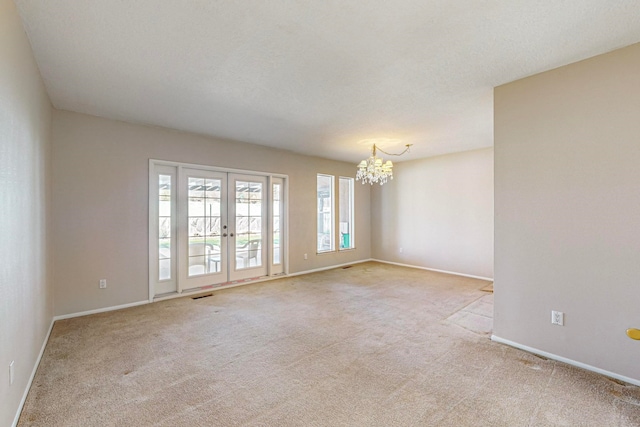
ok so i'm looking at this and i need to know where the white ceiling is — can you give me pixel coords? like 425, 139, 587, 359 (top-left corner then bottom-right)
15, 1, 640, 163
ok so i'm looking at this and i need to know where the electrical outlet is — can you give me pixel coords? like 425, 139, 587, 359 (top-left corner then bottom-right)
399, 247, 403, 254
9, 361, 14, 385
304, 253, 308, 260
99, 279, 107, 289
551, 310, 564, 326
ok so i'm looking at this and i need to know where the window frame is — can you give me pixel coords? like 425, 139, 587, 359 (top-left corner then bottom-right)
316, 173, 356, 254
316, 174, 335, 253
338, 176, 355, 250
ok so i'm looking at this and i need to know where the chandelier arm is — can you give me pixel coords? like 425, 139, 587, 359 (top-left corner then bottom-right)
375, 144, 413, 157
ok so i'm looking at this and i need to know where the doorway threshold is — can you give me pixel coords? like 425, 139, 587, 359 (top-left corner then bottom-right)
153, 274, 282, 302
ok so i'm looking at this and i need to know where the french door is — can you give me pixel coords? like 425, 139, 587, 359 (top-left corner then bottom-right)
150, 162, 286, 298
228, 173, 268, 281
180, 169, 229, 290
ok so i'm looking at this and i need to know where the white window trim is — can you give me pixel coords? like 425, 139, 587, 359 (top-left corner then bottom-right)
338, 176, 355, 251
317, 174, 335, 253
316, 174, 356, 254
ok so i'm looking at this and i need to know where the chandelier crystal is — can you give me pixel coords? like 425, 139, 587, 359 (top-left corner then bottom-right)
356, 143, 411, 185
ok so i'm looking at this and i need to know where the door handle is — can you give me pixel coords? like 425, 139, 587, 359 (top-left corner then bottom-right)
222, 233, 227, 237
230, 233, 234, 237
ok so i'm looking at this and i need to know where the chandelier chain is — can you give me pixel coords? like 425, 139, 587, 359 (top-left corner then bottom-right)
375, 144, 412, 156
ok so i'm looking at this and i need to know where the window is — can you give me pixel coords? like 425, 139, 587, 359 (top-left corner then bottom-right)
272, 179, 284, 271
317, 174, 334, 252
158, 174, 173, 280
152, 165, 178, 296
317, 174, 355, 253
339, 177, 354, 250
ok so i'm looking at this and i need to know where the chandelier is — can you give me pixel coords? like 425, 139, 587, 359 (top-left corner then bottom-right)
356, 143, 412, 185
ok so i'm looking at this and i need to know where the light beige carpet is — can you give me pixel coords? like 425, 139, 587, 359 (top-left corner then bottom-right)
19, 262, 640, 426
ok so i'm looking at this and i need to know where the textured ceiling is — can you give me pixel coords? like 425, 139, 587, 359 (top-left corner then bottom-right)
15, 1, 640, 162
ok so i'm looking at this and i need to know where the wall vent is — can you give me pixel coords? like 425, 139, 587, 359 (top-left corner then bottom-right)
192, 293, 213, 300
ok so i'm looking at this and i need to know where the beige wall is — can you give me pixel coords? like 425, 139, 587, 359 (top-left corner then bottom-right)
0, 1, 52, 425
494, 43, 640, 381
52, 110, 371, 316
371, 148, 494, 279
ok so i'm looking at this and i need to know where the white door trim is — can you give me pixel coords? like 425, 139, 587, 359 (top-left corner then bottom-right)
149, 159, 288, 300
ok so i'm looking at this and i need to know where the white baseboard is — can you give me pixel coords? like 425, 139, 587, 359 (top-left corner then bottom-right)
156, 259, 487, 302
12, 318, 55, 427
153, 274, 290, 302
287, 258, 374, 277
53, 300, 149, 321
491, 335, 640, 387
153, 260, 374, 302
62, 260, 375, 310
371, 258, 493, 282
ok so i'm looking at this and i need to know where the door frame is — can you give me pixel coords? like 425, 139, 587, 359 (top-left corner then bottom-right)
149, 159, 289, 301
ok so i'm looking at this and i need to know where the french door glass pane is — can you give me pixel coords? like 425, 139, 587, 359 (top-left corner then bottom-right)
188, 177, 222, 277
236, 180, 263, 270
